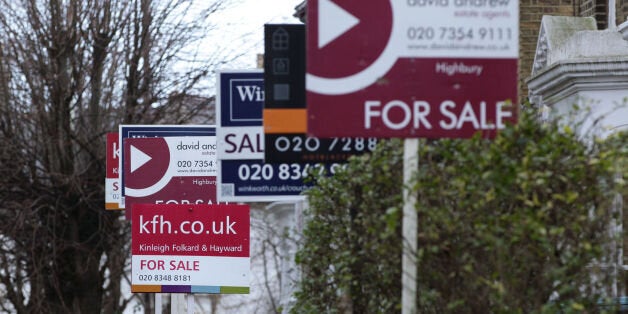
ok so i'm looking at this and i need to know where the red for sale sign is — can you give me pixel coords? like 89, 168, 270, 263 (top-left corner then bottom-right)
306, 0, 519, 138
131, 204, 250, 294
122, 136, 218, 220
106, 133, 121, 210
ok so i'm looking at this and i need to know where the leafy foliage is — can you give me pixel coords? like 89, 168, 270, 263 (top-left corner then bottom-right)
294, 109, 626, 313
294, 139, 404, 314
415, 110, 624, 313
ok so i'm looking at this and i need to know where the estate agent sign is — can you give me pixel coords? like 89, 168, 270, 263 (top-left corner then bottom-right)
131, 204, 250, 294
306, 0, 519, 138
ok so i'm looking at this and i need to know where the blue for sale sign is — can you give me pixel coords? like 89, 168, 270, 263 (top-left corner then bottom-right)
216, 70, 341, 202
218, 71, 264, 128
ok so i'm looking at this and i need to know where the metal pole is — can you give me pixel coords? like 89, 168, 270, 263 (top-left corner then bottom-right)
171, 293, 185, 313
187, 294, 194, 314
155, 294, 161, 314
608, 0, 617, 29
402, 138, 418, 314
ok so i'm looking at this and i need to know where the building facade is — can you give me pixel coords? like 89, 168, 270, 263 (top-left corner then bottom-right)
520, 0, 625, 102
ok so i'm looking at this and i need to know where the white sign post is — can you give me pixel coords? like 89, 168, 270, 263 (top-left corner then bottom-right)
306, 0, 520, 312
402, 139, 418, 314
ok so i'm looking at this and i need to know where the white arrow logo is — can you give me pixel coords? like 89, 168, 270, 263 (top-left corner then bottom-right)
130, 145, 152, 173
318, 0, 359, 49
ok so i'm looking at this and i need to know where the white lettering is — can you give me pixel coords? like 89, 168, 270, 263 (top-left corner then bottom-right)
480, 101, 496, 129
364, 100, 433, 130
236, 85, 264, 102
439, 100, 457, 129
383, 100, 411, 130
496, 101, 512, 128
413, 101, 432, 129
439, 100, 513, 130
365, 99, 513, 132
364, 101, 381, 129
456, 101, 480, 129
435, 62, 484, 76
138, 215, 172, 234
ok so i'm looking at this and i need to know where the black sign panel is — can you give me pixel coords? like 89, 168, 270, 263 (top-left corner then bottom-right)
265, 134, 379, 163
264, 24, 305, 109
263, 24, 379, 163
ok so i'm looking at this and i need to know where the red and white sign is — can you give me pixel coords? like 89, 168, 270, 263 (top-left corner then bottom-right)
131, 204, 250, 293
306, 0, 519, 138
123, 136, 217, 219
106, 133, 121, 210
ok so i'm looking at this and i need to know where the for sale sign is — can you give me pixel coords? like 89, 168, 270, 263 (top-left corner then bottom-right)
118, 125, 216, 200
216, 70, 264, 161
306, 0, 519, 138
131, 204, 250, 294
217, 70, 349, 202
122, 136, 217, 220
118, 125, 216, 220
105, 133, 121, 210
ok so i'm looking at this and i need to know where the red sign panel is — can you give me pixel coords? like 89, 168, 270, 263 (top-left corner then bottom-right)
123, 137, 217, 219
131, 204, 250, 293
131, 204, 249, 257
106, 133, 121, 210
306, 0, 519, 138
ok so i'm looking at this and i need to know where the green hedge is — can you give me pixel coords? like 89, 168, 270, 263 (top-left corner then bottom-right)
294, 109, 626, 314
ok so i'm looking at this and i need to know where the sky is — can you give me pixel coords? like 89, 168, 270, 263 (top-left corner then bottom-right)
208, 0, 303, 69
180, 0, 303, 94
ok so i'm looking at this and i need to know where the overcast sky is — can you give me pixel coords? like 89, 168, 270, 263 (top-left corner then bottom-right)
210, 0, 303, 69
180, 0, 303, 94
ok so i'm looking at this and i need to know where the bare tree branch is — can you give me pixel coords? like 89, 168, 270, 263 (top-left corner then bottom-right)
0, 0, 228, 312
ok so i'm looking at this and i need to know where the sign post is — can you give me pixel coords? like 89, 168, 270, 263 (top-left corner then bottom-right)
217, 70, 356, 202
118, 125, 217, 220
122, 136, 218, 211
131, 203, 250, 294
216, 70, 316, 202
306, 0, 519, 138
402, 139, 418, 314
305, 0, 519, 312
105, 133, 121, 210
263, 24, 379, 164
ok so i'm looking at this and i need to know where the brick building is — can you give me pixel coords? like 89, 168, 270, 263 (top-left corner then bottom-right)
520, 0, 628, 102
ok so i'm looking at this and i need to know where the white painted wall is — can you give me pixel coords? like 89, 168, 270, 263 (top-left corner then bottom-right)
546, 90, 628, 139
